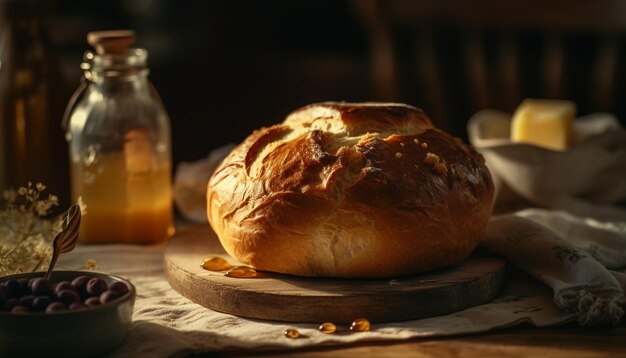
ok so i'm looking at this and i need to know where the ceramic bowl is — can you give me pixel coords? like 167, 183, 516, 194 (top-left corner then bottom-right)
0, 270, 136, 357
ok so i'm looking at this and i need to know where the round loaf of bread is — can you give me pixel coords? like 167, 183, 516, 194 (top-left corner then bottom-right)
207, 102, 494, 278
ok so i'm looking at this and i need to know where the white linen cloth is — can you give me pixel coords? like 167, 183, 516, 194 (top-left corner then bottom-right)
57, 243, 575, 357
173, 144, 234, 223
484, 210, 625, 326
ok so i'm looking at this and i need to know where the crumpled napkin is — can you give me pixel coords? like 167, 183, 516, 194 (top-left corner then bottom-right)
483, 209, 625, 325
173, 144, 235, 222
468, 110, 626, 221
468, 110, 626, 325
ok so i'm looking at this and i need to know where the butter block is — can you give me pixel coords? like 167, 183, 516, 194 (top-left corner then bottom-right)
511, 99, 576, 150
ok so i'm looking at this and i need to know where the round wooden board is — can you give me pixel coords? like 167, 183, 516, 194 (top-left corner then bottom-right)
164, 225, 506, 323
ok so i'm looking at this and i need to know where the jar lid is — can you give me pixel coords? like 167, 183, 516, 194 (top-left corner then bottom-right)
87, 30, 135, 56
82, 30, 148, 78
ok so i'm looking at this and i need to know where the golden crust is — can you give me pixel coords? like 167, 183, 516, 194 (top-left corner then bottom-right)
207, 102, 494, 278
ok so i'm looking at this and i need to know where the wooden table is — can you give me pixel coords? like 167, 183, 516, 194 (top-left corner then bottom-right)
202, 322, 626, 357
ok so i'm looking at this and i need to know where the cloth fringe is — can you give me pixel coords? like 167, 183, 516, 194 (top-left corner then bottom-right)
556, 289, 625, 326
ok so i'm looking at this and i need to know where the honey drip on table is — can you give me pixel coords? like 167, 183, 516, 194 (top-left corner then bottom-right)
318, 322, 336, 334
349, 318, 371, 332
224, 266, 258, 278
283, 328, 300, 339
200, 257, 260, 278
200, 256, 231, 271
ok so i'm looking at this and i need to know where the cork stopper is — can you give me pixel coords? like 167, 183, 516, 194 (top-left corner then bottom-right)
87, 30, 136, 55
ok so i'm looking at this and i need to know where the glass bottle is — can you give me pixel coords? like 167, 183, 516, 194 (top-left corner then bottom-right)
0, 0, 70, 205
65, 31, 174, 244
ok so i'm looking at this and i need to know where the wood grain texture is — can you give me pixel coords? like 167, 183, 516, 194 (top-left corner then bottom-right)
164, 225, 506, 323
209, 322, 626, 358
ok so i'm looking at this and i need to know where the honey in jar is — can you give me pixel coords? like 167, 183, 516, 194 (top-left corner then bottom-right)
65, 31, 173, 244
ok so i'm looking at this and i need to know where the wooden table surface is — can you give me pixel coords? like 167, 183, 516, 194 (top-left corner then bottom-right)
201, 322, 626, 357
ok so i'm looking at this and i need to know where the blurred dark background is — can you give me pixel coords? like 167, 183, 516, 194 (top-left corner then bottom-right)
10, 0, 626, 165
49, 0, 372, 164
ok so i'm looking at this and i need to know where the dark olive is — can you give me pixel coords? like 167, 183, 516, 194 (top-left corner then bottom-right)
19, 295, 35, 308
54, 281, 73, 293
4, 297, 20, 311
109, 281, 130, 296
33, 296, 53, 311
27, 278, 36, 293
45, 301, 66, 313
30, 278, 52, 296
17, 278, 29, 293
86, 277, 108, 297
57, 290, 81, 305
71, 276, 91, 297
5, 279, 22, 297
84, 297, 101, 307
68, 302, 88, 310
11, 305, 31, 314
99, 290, 121, 304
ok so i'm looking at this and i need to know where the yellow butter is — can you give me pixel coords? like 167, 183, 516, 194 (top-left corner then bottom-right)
510, 99, 576, 151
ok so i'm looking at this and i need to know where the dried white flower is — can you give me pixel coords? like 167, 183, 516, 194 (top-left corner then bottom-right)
84, 259, 98, 270
48, 194, 59, 205
35, 201, 52, 216
0, 182, 70, 277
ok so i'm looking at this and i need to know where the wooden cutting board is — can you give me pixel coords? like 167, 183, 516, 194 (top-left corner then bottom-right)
164, 225, 506, 323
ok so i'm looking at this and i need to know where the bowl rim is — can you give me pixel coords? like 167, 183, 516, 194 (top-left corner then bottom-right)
0, 270, 136, 316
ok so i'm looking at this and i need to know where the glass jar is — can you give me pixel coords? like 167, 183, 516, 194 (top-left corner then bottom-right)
65, 34, 173, 244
